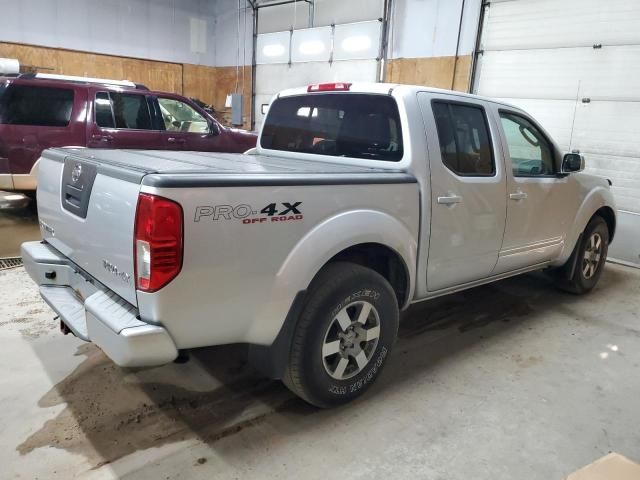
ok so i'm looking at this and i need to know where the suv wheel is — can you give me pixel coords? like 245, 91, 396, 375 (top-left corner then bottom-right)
283, 262, 399, 408
558, 215, 609, 294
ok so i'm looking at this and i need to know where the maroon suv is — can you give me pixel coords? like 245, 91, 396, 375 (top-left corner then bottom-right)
0, 74, 257, 192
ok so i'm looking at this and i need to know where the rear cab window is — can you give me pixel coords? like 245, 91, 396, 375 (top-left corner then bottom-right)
0, 83, 74, 127
260, 93, 404, 162
432, 101, 495, 176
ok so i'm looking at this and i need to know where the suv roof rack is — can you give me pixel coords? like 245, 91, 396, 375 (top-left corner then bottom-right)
16, 73, 149, 90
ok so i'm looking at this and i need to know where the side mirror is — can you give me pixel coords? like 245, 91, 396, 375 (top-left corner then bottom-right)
208, 121, 220, 136
561, 152, 585, 174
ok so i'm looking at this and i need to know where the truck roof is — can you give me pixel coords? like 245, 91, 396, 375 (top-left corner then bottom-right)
276, 82, 522, 111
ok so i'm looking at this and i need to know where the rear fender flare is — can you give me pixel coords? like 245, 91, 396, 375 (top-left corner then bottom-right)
246, 209, 417, 346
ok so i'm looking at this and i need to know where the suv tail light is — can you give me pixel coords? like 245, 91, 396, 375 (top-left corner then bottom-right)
134, 193, 183, 292
307, 82, 351, 92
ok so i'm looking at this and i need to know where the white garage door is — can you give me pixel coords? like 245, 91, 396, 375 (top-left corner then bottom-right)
474, 0, 640, 267
255, 20, 382, 131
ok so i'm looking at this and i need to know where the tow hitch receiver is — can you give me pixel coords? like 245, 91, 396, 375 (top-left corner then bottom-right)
59, 317, 74, 336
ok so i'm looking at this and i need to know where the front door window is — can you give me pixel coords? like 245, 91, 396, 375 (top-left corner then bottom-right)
499, 112, 555, 176
157, 98, 209, 134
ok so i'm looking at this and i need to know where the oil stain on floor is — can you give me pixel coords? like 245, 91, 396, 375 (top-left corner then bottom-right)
16, 342, 297, 467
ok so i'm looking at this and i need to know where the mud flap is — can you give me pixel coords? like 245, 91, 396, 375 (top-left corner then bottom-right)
248, 290, 307, 380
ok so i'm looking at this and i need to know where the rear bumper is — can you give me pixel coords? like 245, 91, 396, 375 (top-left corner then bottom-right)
21, 241, 178, 367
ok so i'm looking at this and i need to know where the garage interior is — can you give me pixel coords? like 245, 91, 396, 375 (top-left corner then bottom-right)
1, 0, 639, 479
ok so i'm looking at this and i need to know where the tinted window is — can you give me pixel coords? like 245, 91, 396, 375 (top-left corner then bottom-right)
433, 102, 494, 176
260, 93, 403, 162
157, 97, 208, 133
95, 92, 115, 128
0, 84, 74, 127
108, 92, 152, 130
499, 112, 555, 176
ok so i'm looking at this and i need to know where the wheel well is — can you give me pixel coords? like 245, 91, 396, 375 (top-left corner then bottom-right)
328, 243, 409, 307
594, 206, 616, 242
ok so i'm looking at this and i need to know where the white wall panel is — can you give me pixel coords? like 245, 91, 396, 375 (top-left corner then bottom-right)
213, 0, 254, 67
572, 102, 640, 161
313, 0, 384, 27
390, 0, 481, 59
291, 27, 332, 63
54, 0, 91, 49
608, 212, 640, 267
257, 0, 383, 34
333, 21, 382, 61
573, 101, 640, 214
257, 3, 310, 34
256, 31, 291, 64
146, 0, 183, 63
0, 0, 224, 66
477, 47, 640, 101
256, 59, 378, 95
483, 0, 640, 51
583, 153, 640, 214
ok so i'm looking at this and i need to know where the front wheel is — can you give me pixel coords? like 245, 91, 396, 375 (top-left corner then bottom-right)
283, 262, 399, 408
557, 215, 609, 294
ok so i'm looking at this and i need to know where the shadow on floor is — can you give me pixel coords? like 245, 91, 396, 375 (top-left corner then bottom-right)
17, 265, 630, 468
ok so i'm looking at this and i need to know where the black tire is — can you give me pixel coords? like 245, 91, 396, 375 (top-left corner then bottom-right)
557, 215, 609, 294
283, 261, 399, 408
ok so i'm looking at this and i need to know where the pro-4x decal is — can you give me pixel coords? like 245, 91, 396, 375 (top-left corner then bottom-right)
194, 202, 303, 224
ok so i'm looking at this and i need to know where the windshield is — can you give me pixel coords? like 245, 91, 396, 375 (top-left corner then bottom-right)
260, 93, 403, 162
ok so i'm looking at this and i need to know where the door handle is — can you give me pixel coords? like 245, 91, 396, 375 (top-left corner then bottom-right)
91, 134, 113, 142
167, 137, 186, 144
437, 194, 462, 205
509, 191, 528, 201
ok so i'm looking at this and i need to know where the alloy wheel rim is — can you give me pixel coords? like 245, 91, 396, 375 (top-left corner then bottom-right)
582, 232, 603, 280
322, 300, 381, 380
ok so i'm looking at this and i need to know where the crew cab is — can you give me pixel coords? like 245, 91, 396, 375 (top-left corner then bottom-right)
0, 73, 256, 192
22, 82, 616, 408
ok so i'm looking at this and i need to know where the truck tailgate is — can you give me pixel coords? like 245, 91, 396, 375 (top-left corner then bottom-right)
36, 149, 146, 305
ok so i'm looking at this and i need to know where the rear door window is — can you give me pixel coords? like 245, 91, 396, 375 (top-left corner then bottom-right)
95, 92, 152, 130
260, 93, 403, 162
432, 101, 494, 176
95, 92, 115, 128
0, 84, 74, 127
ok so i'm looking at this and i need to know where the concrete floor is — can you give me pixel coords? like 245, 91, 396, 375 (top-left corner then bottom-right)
1, 263, 639, 479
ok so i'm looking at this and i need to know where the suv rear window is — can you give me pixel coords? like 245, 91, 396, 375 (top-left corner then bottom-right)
0, 84, 74, 127
260, 93, 403, 162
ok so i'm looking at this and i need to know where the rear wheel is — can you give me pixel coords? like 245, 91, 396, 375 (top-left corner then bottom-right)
283, 262, 398, 408
557, 216, 609, 294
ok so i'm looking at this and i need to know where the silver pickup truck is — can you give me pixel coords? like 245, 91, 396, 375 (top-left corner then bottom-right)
22, 82, 616, 407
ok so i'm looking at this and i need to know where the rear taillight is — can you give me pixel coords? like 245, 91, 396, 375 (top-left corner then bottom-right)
134, 193, 183, 292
